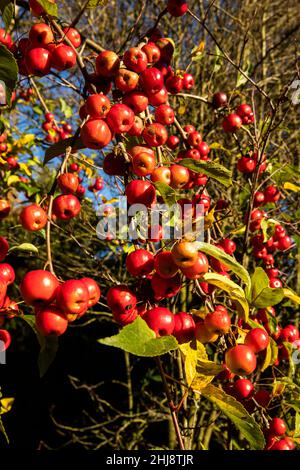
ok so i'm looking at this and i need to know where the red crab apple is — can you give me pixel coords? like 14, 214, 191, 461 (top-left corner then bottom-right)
165, 75, 183, 94
0, 28, 13, 49
125, 180, 156, 207
171, 241, 198, 268
151, 166, 171, 185
0, 200, 10, 220
51, 44, 77, 71
139, 67, 164, 95
112, 307, 138, 326
58, 173, 79, 194
277, 235, 292, 251
19, 204, 47, 231
170, 164, 190, 189
29, 23, 54, 47
222, 113, 242, 133
62, 27, 81, 48
115, 68, 139, 93
80, 119, 112, 149
0, 329, 11, 351
155, 104, 175, 125
85, 93, 111, 118
219, 238, 236, 255
183, 73, 194, 90
20, 270, 59, 307
56, 279, 89, 316
151, 273, 181, 300
96, 50, 120, 77
225, 344, 257, 375
167, 0, 188, 16
244, 327, 269, 353
123, 47, 148, 73
128, 115, 144, 136
195, 322, 219, 343
122, 91, 148, 114
269, 439, 292, 451
167, 135, 180, 150
35, 306, 68, 336
143, 307, 174, 337
132, 152, 156, 177
142, 123, 168, 147
156, 37, 174, 63
142, 42, 161, 64
0, 263, 15, 285
25, 47, 51, 76
254, 389, 271, 408
212, 92, 228, 108
52, 194, 81, 220
237, 156, 256, 173
233, 379, 254, 400
0, 278, 7, 306
106, 104, 134, 134
204, 306, 231, 335
180, 252, 209, 279
126, 249, 154, 277
106, 285, 137, 316
0, 237, 9, 262
173, 312, 195, 343
187, 131, 202, 147
154, 251, 178, 278
81, 278, 101, 308
269, 418, 286, 437
103, 152, 127, 176
148, 87, 168, 106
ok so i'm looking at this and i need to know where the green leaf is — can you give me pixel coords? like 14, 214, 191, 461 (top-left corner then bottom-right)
153, 181, 177, 206
44, 137, 84, 164
98, 316, 179, 357
250, 267, 269, 301
195, 242, 251, 294
201, 272, 249, 320
0, 44, 18, 106
261, 218, 276, 242
201, 384, 265, 450
0, 1, 14, 30
34, 0, 58, 17
8, 243, 38, 254
59, 98, 72, 119
180, 158, 232, 188
250, 267, 284, 308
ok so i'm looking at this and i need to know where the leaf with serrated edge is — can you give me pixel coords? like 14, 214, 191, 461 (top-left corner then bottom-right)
195, 242, 251, 296
201, 384, 265, 450
201, 272, 249, 320
99, 316, 178, 357
180, 158, 232, 188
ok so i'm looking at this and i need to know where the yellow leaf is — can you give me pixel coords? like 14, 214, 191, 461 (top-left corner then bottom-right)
272, 382, 285, 397
0, 157, 6, 165
283, 288, 300, 305
7, 175, 20, 186
230, 225, 246, 235
201, 272, 249, 320
190, 306, 209, 319
178, 105, 186, 115
5, 143, 12, 153
179, 342, 198, 386
204, 208, 215, 229
261, 337, 278, 372
18, 162, 32, 177
0, 398, 14, 415
17, 134, 35, 147
283, 182, 300, 192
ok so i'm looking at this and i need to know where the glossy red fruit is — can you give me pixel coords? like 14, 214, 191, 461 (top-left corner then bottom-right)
254, 191, 265, 206
52, 195, 81, 221
170, 164, 190, 189
143, 307, 175, 337
56, 279, 89, 316
167, 0, 188, 16
254, 389, 271, 408
115, 68, 139, 93
269, 278, 283, 289
29, 23, 54, 47
123, 47, 148, 73
139, 67, 164, 95
58, 173, 79, 194
148, 87, 168, 106
222, 114, 243, 133
236, 103, 254, 124
126, 249, 154, 277
269, 417, 286, 437
122, 91, 148, 114
244, 328, 269, 353
80, 118, 112, 149
173, 312, 195, 343
25, 47, 52, 75
204, 307, 231, 335
264, 184, 280, 203
165, 75, 183, 94
277, 235, 292, 251
125, 180, 156, 207
81, 278, 101, 308
20, 270, 59, 307
225, 344, 257, 375
167, 135, 180, 150
195, 322, 219, 343
280, 325, 299, 343
187, 131, 202, 147
36, 306, 68, 336
269, 439, 291, 451
106, 104, 134, 134
127, 116, 144, 136
19, 204, 47, 231
0, 200, 10, 220
142, 42, 161, 64
237, 156, 256, 173
212, 92, 228, 108
85, 94, 111, 119
132, 152, 156, 177
180, 252, 209, 279
63, 27, 81, 48
142, 122, 168, 147
151, 273, 181, 300
233, 379, 254, 400
0, 329, 11, 351
107, 285, 137, 316
112, 307, 138, 326
155, 104, 175, 125
182, 73, 194, 90
151, 166, 171, 185
0, 237, 9, 261
0, 28, 13, 49
0, 277, 7, 306
96, 50, 120, 77
154, 251, 178, 278
0, 263, 15, 285
51, 44, 77, 71
219, 238, 236, 255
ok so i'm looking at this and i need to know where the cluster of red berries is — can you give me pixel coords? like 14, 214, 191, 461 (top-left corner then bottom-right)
222, 103, 254, 133
237, 151, 267, 174
19, 87, 34, 102
42, 112, 73, 143
20, 270, 100, 336
12, 22, 80, 77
